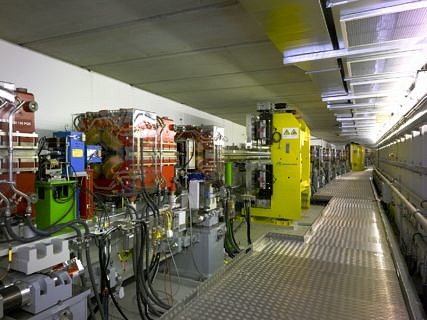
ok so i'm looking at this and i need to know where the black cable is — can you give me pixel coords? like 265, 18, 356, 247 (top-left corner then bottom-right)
245, 202, 252, 245
229, 220, 241, 252
52, 182, 76, 204
83, 233, 106, 320
133, 226, 148, 320
98, 238, 129, 320
223, 198, 239, 257
149, 253, 161, 284
69, 163, 110, 228
49, 184, 77, 226
138, 223, 163, 317
180, 143, 195, 169
141, 222, 170, 311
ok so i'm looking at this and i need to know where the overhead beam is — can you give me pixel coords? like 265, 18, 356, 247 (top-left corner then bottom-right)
322, 92, 395, 102
340, 1, 427, 22
283, 43, 427, 65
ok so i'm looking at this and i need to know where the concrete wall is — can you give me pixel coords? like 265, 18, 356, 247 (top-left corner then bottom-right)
0, 39, 246, 145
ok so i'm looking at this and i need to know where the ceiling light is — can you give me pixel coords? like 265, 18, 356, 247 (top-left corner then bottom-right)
349, 77, 413, 86
353, 111, 389, 116
327, 103, 387, 110
334, 111, 386, 117
340, 123, 378, 128
340, 133, 372, 137
336, 116, 377, 121
378, 108, 427, 145
283, 43, 426, 65
344, 73, 415, 83
341, 131, 375, 134
326, 0, 359, 8
323, 92, 394, 102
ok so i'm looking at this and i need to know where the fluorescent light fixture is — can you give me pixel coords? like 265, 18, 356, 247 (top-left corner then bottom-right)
336, 116, 377, 121
340, 133, 372, 137
327, 103, 387, 110
305, 67, 340, 74
334, 111, 386, 117
380, 109, 427, 144
341, 129, 377, 132
353, 111, 389, 116
349, 77, 413, 86
340, 126, 372, 129
326, 0, 359, 8
283, 43, 427, 65
344, 72, 415, 83
342, 130, 376, 134
323, 92, 394, 102
340, 123, 378, 128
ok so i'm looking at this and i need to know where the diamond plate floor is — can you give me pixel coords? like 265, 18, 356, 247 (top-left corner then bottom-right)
161, 170, 410, 320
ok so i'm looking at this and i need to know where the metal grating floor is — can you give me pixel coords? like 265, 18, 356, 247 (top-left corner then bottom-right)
161, 171, 409, 320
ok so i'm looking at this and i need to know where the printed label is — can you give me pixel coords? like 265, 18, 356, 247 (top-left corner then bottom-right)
282, 127, 299, 139
72, 149, 83, 158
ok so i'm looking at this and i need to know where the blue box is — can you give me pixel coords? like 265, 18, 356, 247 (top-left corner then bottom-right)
53, 131, 86, 174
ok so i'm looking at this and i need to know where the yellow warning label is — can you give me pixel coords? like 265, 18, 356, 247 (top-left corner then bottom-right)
282, 127, 299, 139
72, 149, 83, 158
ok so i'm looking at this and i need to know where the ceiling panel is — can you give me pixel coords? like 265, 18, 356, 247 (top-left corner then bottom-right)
135, 67, 308, 93
0, 0, 228, 44
26, 3, 267, 67
160, 82, 319, 106
92, 50, 242, 84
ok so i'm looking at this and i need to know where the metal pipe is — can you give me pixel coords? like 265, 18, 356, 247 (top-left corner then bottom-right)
370, 178, 426, 320
0, 283, 31, 315
7, 100, 25, 183
0, 191, 11, 217
159, 122, 165, 190
10, 183, 33, 216
6, 100, 33, 216
374, 168, 427, 232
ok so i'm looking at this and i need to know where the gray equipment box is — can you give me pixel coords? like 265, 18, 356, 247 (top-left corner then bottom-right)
174, 223, 225, 280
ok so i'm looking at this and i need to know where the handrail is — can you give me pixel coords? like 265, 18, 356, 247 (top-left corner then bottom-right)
370, 178, 426, 320
374, 167, 427, 232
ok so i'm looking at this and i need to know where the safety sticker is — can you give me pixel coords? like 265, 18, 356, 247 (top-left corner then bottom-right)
72, 149, 84, 158
282, 127, 299, 139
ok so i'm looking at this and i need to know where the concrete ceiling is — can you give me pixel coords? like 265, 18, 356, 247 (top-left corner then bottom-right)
0, 0, 426, 145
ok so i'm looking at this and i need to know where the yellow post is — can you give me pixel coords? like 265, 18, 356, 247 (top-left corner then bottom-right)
300, 118, 311, 209
251, 112, 310, 223
350, 143, 365, 171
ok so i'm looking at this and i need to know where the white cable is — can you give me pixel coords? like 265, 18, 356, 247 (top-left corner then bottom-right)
166, 238, 181, 298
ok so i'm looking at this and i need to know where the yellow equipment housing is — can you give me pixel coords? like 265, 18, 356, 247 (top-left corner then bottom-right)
350, 143, 365, 171
251, 111, 310, 223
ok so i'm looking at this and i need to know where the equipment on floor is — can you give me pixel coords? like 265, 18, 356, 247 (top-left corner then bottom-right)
0, 82, 90, 319
35, 180, 77, 231
348, 142, 365, 171
174, 124, 226, 275
225, 103, 311, 224
0, 86, 204, 319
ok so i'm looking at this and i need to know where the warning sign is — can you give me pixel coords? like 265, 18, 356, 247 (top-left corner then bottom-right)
282, 127, 299, 139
